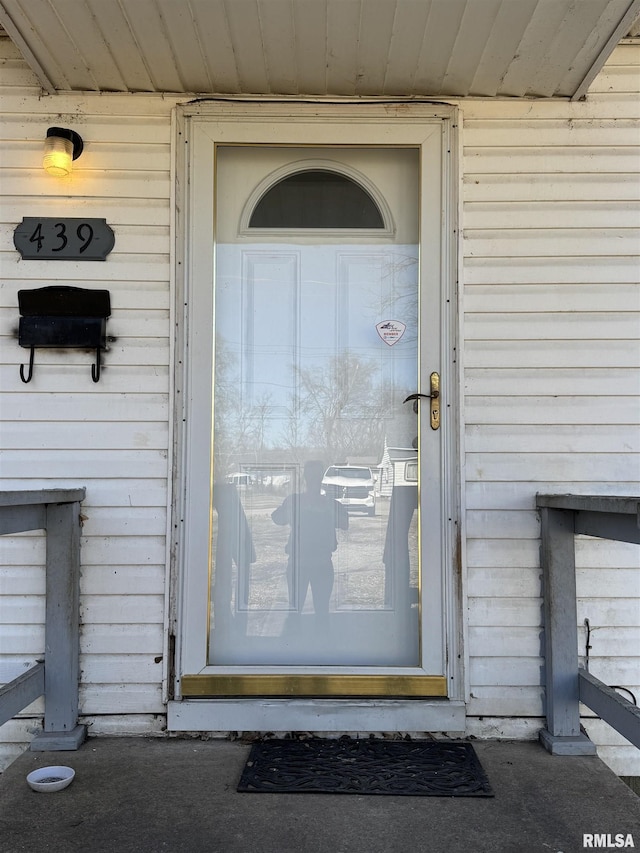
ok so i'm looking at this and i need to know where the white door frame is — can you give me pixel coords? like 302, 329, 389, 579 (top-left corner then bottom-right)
169, 101, 464, 733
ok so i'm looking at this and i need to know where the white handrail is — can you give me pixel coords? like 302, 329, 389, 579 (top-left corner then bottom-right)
0, 489, 86, 750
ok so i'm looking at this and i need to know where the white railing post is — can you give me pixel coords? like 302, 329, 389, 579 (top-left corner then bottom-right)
538, 505, 596, 755
31, 498, 86, 750
537, 494, 640, 756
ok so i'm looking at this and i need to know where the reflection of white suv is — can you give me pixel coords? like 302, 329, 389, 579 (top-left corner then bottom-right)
322, 465, 376, 516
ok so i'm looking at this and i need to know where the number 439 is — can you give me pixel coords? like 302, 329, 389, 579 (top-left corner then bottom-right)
29, 221, 94, 253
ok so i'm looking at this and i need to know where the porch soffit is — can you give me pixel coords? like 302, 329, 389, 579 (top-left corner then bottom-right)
0, 0, 639, 101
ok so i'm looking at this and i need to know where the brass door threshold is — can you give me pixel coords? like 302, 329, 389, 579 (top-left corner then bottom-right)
181, 674, 447, 698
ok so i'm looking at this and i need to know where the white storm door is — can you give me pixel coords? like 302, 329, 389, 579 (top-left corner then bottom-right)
177, 111, 454, 700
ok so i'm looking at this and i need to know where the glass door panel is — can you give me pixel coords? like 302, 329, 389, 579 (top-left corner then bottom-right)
209, 146, 420, 668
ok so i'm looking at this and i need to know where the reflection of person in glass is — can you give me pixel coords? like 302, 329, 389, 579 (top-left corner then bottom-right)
271, 460, 348, 624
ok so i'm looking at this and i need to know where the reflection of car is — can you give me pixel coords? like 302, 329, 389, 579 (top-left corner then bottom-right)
226, 473, 252, 488
321, 465, 376, 515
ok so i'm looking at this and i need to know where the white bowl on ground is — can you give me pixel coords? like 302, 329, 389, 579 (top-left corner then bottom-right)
26, 765, 75, 792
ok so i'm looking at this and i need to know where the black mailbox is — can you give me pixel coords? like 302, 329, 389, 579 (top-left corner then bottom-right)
18, 286, 111, 383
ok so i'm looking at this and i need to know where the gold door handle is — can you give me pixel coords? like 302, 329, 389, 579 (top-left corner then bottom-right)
403, 372, 440, 430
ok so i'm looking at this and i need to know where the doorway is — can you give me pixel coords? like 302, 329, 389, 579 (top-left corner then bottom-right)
172, 105, 460, 720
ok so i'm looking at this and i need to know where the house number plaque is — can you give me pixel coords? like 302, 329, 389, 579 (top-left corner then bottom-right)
14, 217, 115, 260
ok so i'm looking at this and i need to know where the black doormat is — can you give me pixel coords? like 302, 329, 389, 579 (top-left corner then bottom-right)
237, 738, 494, 797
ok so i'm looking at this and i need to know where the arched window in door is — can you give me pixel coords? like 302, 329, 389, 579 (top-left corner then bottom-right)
241, 161, 394, 234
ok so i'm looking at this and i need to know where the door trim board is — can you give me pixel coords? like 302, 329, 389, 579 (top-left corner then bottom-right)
168, 698, 466, 733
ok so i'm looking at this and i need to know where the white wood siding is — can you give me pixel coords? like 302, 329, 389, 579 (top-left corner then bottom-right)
0, 33, 638, 778
0, 35, 177, 768
462, 42, 640, 776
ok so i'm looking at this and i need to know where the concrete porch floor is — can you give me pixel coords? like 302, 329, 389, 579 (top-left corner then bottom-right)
0, 736, 638, 853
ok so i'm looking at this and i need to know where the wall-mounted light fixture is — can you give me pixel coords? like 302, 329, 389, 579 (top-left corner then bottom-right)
43, 127, 83, 177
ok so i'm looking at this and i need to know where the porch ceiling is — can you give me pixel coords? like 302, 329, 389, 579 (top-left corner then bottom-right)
0, 0, 639, 101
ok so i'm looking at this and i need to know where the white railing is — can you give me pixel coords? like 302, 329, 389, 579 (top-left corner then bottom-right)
537, 494, 640, 755
0, 489, 86, 750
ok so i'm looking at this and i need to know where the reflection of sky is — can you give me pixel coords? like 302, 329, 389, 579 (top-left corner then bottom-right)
215, 243, 418, 452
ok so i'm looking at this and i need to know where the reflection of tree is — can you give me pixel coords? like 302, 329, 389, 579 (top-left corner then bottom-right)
379, 251, 419, 345
214, 335, 274, 475
213, 335, 238, 477
214, 341, 406, 470
290, 352, 386, 460
241, 392, 273, 455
